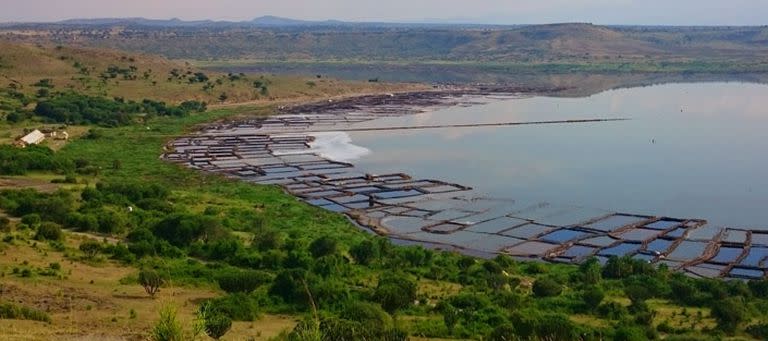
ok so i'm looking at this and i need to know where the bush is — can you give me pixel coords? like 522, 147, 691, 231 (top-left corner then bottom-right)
0, 301, 51, 323
532, 277, 562, 297
34, 222, 62, 241
204, 293, 260, 321
308, 236, 338, 258
350, 239, 378, 265
139, 269, 164, 297
614, 326, 648, 341
747, 323, 768, 340
0, 216, 10, 232
597, 301, 629, 320
582, 286, 605, 310
711, 297, 747, 334
339, 301, 393, 329
20, 213, 42, 227
150, 305, 184, 341
216, 270, 273, 293
203, 313, 232, 340
79, 240, 102, 259
375, 272, 417, 313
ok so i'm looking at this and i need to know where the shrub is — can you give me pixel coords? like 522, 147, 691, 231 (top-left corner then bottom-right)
150, 305, 183, 341
216, 270, 273, 293
0, 216, 10, 232
532, 277, 562, 297
79, 240, 102, 259
204, 293, 259, 321
0, 301, 51, 323
711, 297, 747, 334
747, 323, 768, 340
34, 222, 62, 241
203, 313, 232, 340
308, 236, 338, 258
350, 239, 378, 265
20, 213, 41, 227
375, 272, 417, 313
269, 269, 308, 306
339, 301, 392, 329
139, 269, 164, 297
582, 286, 605, 310
614, 326, 648, 341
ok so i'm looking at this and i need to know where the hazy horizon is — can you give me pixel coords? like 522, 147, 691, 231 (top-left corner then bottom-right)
1, 0, 767, 26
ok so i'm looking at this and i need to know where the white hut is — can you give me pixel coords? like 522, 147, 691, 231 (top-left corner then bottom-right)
18, 129, 45, 147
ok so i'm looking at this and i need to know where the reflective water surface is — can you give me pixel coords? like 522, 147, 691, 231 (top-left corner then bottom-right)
347, 82, 768, 229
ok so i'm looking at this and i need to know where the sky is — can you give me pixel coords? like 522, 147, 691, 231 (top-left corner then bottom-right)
1, 0, 767, 26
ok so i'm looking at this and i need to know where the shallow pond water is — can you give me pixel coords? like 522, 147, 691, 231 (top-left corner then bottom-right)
345, 82, 768, 230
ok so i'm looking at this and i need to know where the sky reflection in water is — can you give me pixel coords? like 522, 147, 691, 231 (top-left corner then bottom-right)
347, 82, 768, 229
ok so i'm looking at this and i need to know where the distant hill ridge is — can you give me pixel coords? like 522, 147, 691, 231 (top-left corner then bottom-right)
1, 19, 767, 63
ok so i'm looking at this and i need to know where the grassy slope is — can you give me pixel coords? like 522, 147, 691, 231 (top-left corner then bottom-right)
2, 94, 762, 341
0, 229, 296, 340
0, 41, 423, 104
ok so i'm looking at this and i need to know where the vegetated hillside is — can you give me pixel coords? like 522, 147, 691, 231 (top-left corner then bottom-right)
0, 41, 418, 104
3, 22, 768, 64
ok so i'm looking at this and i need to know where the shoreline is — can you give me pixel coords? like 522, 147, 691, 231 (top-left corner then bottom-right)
163, 85, 768, 281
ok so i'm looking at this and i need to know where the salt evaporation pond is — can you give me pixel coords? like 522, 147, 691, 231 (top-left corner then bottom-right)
347, 82, 768, 231
165, 82, 768, 278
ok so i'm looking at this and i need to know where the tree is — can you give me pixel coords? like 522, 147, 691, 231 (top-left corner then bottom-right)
79, 240, 102, 259
203, 313, 232, 340
139, 269, 164, 298
374, 273, 417, 313
711, 297, 747, 334
309, 236, 338, 258
532, 277, 562, 298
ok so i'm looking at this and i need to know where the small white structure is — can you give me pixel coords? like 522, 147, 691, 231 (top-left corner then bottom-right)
17, 129, 45, 147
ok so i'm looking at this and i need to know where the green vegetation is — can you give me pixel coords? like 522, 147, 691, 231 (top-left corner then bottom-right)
1, 63, 767, 339
0, 145, 67, 175
34, 92, 206, 126
138, 269, 165, 297
0, 301, 52, 323
150, 305, 185, 341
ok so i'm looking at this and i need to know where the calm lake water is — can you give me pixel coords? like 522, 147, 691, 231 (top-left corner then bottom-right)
342, 82, 768, 230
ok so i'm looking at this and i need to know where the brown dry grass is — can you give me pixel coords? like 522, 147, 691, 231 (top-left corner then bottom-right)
0, 231, 295, 340
0, 41, 426, 105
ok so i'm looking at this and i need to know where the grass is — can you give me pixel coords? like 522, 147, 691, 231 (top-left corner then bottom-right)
0, 228, 296, 340
0, 41, 424, 106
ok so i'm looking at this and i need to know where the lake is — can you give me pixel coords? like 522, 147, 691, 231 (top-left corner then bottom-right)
341, 82, 768, 231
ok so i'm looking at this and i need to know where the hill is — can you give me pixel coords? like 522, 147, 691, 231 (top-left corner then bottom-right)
2, 21, 768, 65
0, 41, 420, 104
